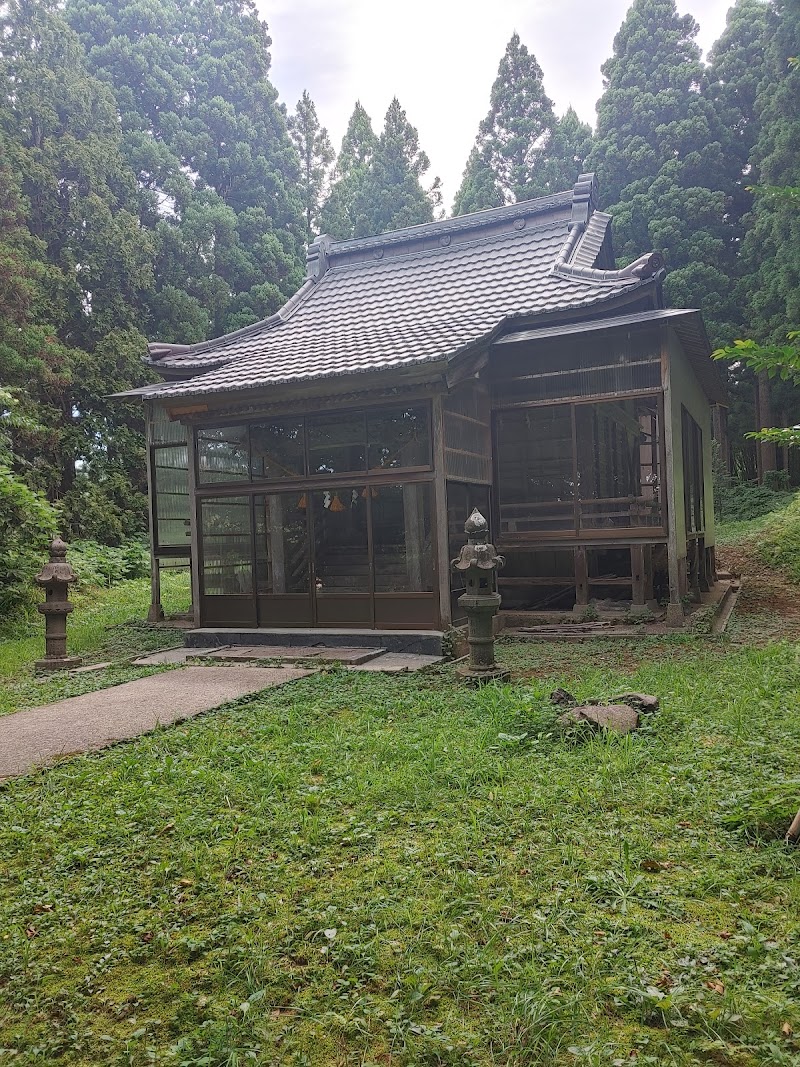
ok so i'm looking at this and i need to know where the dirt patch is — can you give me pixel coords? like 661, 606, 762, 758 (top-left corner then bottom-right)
717, 540, 800, 640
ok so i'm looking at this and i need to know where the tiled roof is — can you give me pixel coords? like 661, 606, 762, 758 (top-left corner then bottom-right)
139, 175, 664, 401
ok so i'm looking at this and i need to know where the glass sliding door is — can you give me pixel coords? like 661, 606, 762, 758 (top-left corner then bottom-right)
312, 487, 371, 626
199, 496, 256, 625
254, 493, 312, 626
372, 483, 435, 628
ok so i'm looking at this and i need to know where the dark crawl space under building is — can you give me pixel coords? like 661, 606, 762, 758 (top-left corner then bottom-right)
118, 174, 726, 637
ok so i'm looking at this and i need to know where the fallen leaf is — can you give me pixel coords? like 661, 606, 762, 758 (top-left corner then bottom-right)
25, 926, 37, 939
705, 980, 725, 995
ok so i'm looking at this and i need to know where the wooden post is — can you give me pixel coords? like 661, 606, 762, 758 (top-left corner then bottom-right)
631, 544, 646, 607
432, 395, 452, 629
187, 424, 202, 629
574, 546, 589, 612
662, 341, 685, 627
145, 404, 164, 623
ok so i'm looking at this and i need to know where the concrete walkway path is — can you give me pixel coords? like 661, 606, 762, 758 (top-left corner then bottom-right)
0, 665, 309, 780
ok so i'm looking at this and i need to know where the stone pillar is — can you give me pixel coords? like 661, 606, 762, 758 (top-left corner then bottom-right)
35, 538, 82, 671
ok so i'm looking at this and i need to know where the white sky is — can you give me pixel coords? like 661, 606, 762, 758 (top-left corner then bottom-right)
261, 0, 733, 211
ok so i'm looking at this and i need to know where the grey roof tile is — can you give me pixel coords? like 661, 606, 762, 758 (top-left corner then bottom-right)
142, 185, 658, 401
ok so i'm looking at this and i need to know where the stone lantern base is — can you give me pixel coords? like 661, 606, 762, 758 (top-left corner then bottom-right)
456, 663, 511, 686
35, 654, 83, 672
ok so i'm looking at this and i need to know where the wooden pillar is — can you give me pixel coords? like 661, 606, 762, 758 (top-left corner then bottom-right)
145, 404, 164, 623
432, 396, 452, 629
574, 546, 589, 610
187, 423, 202, 629
631, 544, 646, 608
662, 344, 685, 627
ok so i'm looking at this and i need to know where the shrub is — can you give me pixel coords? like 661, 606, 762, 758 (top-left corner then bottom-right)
714, 479, 794, 523
68, 539, 149, 588
0, 464, 58, 628
755, 494, 800, 580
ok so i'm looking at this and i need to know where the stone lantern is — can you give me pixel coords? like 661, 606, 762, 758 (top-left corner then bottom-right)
451, 508, 510, 684
35, 537, 81, 671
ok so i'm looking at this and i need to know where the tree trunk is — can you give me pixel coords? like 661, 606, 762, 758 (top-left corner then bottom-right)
712, 405, 730, 474
756, 371, 777, 483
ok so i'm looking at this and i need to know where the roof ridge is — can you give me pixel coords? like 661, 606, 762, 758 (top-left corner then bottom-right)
323, 216, 567, 277
324, 191, 573, 257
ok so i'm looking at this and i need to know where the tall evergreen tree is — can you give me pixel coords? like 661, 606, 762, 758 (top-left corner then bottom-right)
356, 98, 441, 235
707, 0, 773, 476
288, 90, 334, 242
453, 33, 561, 214
533, 107, 594, 197
321, 99, 440, 239
319, 102, 378, 240
588, 0, 738, 347
0, 0, 154, 539
744, 2, 800, 342
65, 0, 306, 338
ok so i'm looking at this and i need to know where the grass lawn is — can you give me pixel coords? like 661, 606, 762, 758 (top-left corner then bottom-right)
1, 625, 799, 1064
0, 573, 188, 717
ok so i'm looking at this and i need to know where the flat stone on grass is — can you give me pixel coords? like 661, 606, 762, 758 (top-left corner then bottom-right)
557, 703, 640, 735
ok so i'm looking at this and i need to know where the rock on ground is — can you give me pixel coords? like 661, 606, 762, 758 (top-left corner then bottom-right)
557, 703, 640, 735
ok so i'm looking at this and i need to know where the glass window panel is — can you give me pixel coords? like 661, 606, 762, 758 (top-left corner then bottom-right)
154, 444, 191, 548
576, 399, 662, 529
254, 493, 309, 594
250, 419, 305, 480
312, 488, 368, 592
198, 425, 249, 483
496, 406, 575, 533
372, 483, 433, 593
307, 412, 366, 475
201, 496, 252, 595
151, 403, 187, 445
367, 406, 431, 470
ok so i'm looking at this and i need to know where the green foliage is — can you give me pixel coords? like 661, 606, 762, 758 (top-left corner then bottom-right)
65, 0, 307, 338
321, 98, 439, 240
0, 635, 799, 1061
755, 493, 800, 579
0, 462, 57, 627
588, 0, 740, 347
454, 33, 583, 214
0, 387, 59, 626
742, 1, 800, 343
319, 101, 378, 240
67, 538, 149, 588
288, 90, 334, 241
714, 478, 794, 522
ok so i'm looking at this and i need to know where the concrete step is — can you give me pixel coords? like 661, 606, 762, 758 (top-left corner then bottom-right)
185, 627, 444, 656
